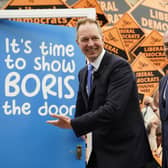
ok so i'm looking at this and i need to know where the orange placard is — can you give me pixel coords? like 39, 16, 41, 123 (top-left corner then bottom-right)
3, 0, 71, 25
71, 0, 108, 27
132, 30, 166, 69
66, 17, 83, 27
131, 54, 163, 97
114, 13, 145, 52
103, 27, 130, 61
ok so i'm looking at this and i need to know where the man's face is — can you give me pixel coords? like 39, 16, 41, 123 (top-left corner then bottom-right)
76, 22, 104, 62
163, 32, 168, 58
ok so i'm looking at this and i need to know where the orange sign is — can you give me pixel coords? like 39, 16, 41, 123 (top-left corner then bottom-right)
71, 0, 108, 27
132, 30, 166, 69
114, 13, 145, 52
66, 17, 83, 27
131, 54, 163, 96
3, 0, 71, 25
103, 27, 130, 61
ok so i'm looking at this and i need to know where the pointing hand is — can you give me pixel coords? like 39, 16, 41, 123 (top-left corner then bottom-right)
46, 114, 72, 129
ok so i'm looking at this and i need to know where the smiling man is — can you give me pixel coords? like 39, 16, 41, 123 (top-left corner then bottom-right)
46, 18, 154, 168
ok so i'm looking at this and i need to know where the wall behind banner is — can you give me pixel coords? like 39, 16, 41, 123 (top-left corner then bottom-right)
1, 0, 167, 167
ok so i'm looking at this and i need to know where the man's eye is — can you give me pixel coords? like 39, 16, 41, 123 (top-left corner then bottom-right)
81, 38, 88, 42
92, 37, 99, 40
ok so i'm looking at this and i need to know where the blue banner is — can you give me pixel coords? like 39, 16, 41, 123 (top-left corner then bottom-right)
0, 20, 85, 168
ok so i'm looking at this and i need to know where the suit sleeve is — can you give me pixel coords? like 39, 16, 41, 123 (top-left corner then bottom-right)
159, 76, 168, 120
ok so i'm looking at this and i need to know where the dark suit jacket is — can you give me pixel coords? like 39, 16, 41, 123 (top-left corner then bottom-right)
71, 51, 153, 168
159, 75, 168, 168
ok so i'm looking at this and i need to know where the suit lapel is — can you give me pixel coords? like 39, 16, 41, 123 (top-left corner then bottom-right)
161, 76, 168, 103
160, 76, 168, 120
81, 66, 89, 106
80, 52, 111, 102
90, 52, 110, 96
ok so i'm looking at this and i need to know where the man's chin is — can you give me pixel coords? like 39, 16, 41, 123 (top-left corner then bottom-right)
88, 55, 98, 61
88, 53, 98, 57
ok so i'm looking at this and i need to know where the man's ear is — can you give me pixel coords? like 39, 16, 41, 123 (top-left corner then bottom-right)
76, 39, 79, 45
102, 35, 105, 44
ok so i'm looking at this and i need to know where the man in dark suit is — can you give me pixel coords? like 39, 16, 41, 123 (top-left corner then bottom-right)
159, 30, 168, 168
46, 18, 153, 168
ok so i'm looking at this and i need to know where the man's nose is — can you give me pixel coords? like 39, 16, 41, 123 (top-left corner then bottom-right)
88, 39, 94, 46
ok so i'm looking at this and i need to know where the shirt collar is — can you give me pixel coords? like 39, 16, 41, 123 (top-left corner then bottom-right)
87, 49, 105, 71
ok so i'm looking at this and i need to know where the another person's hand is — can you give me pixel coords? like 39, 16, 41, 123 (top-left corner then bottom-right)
151, 119, 159, 129
46, 114, 72, 129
